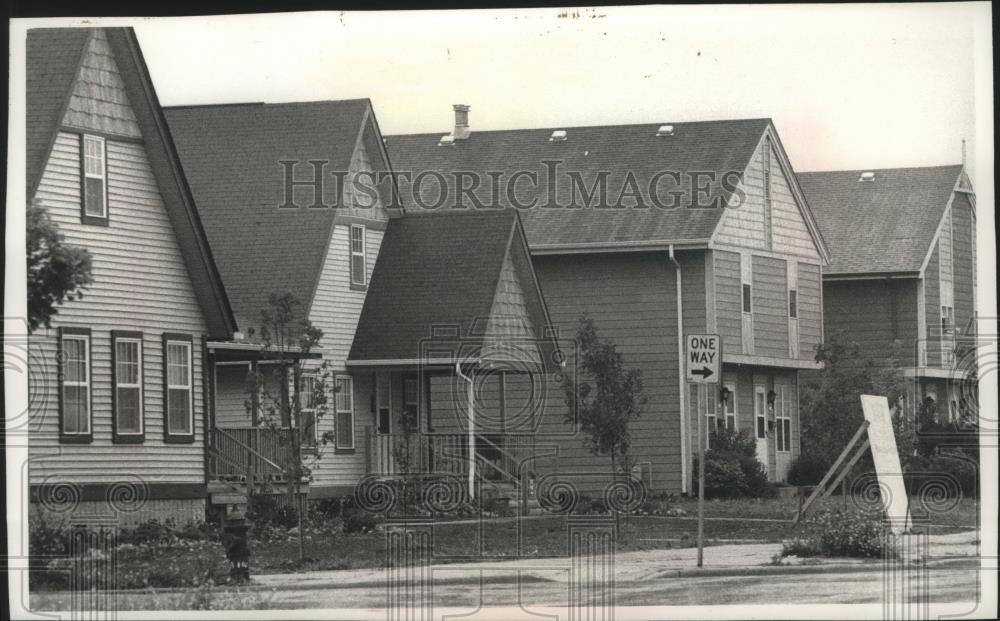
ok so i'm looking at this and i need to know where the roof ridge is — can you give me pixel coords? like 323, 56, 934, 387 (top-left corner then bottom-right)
799, 163, 963, 175
163, 98, 371, 111
385, 117, 772, 139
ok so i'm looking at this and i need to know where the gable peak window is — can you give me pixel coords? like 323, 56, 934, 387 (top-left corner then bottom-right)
350, 224, 367, 288
81, 134, 108, 224
742, 283, 752, 314
941, 306, 954, 335
788, 289, 798, 318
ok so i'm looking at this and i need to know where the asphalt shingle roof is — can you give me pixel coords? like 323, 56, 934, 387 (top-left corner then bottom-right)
164, 100, 370, 330
349, 211, 518, 362
798, 165, 963, 276
386, 119, 770, 249
25, 28, 91, 196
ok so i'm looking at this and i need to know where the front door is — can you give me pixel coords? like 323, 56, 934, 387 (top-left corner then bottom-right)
754, 386, 769, 474
375, 372, 394, 474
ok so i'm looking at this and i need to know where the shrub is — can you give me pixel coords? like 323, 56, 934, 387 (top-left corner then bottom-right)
694, 427, 771, 498
798, 508, 891, 558
906, 451, 979, 499
310, 497, 343, 520
636, 492, 679, 516
248, 495, 299, 530
787, 454, 829, 486
780, 537, 823, 558
341, 498, 379, 534
119, 519, 177, 546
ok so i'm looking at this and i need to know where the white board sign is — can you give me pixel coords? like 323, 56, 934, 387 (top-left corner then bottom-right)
860, 395, 911, 534
686, 334, 720, 384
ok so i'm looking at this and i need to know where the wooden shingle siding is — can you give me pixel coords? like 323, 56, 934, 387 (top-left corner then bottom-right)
924, 243, 941, 366
714, 250, 742, 355
716, 138, 820, 260
485, 248, 539, 354
951, 195, 975, 335
29, 130, 209, 486
768, 146, 820, 259
61, 31, 141, 139
796, 262, 822, 361
308, 224, 382, 490
751, 255, 789, 358
342, 140, 390, 220
531, 252, 682, 493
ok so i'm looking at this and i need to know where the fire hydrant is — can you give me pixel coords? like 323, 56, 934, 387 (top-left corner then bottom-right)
222, 506, 251, 583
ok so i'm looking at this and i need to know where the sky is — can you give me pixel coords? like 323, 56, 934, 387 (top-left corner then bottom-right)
131, 4, 992, 179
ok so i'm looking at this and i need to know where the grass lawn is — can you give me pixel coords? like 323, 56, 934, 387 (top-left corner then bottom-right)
246, 495, 977, 574
30, 495, 978, 591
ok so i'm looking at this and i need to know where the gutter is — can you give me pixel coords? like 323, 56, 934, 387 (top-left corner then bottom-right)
668, 245, 689, 495
456, 360, 476, 500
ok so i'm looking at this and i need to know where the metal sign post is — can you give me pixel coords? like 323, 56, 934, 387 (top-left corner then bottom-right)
685, 334, 720, 568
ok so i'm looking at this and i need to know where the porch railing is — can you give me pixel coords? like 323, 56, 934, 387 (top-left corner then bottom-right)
364, 428, 536, 481
208, 427, 298, 481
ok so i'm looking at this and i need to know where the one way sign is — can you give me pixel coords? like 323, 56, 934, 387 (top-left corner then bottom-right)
686, 334, 721, 384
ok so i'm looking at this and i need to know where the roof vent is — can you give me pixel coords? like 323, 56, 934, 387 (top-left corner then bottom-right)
859, 171, 875, 182
549, 130, 567, 142
656, 124, 675, 136
438, 134, 455, 146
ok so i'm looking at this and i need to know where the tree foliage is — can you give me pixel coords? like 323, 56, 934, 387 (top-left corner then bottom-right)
563, 317, 646, 477
799, 331, 914, 470
26, 200, 93, 332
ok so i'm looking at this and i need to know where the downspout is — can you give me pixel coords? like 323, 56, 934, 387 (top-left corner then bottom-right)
456, 360, 476, 500
668, 246, 689, 494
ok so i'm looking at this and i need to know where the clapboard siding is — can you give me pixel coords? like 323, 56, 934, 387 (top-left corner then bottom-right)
680, 252, 707, 334
951, 195, 975, 336
751, 255, 788, 358
797, 262, 822, 361
714, 250, 742, 355
823, 279, 921, 366
531, 252, 682, 493
716, 139, 820, 260
308, 224, 383, 490
29, 131, 209, 486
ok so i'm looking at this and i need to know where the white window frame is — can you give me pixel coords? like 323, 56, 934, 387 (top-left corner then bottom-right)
61, 333, 91, 436
113, 336, 144, 436
165, 340, 194, 436
350, 224, 367, 287
941, 305, 954, 335
775, 385, 792, 453
723, 382, 737, 430
335, 375, 355, 450
82, 134, 108, 219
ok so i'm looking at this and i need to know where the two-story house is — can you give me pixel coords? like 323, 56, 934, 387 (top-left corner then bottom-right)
387, 108, 831, 491
799, 165, 979, 421
164, 101, 558, 504
26, 28, 237, 525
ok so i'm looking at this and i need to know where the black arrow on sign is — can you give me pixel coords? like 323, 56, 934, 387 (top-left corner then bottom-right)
691, 366, 714, 379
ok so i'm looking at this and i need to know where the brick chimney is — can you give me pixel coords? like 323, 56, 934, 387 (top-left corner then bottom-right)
452, 104, 471, 140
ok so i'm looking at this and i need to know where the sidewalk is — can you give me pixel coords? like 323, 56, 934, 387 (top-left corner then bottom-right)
250, 528, 980, 591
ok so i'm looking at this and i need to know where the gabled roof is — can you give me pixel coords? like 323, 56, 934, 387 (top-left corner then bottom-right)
25, 28, 90, 198
386, 119, 771, 250
163, 99, 386, 331
798, 165, 965, 277
348, 210, 555, 367
26, 27, 236, 337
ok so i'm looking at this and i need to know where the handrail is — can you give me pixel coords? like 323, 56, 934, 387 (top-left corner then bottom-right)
211, 427, 286, 474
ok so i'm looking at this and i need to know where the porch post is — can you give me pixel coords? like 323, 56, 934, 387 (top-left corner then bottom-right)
467, 368, 475, 500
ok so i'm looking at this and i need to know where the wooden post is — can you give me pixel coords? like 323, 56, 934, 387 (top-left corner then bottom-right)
697, 387, 705, 568
794, 420, 870, 524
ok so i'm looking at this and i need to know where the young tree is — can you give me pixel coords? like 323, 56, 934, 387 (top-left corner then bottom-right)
563, 317, 646, 488
26, 199, 93, 332
799, 331, 914, 472
246, 293, 332, 561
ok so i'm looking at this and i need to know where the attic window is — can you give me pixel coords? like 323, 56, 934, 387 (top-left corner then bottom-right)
438, 135, 455, 146
656, 125, 675, 136
81, 134, 108, 225
858, 171, 875, 182
549, 130, 567, 142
